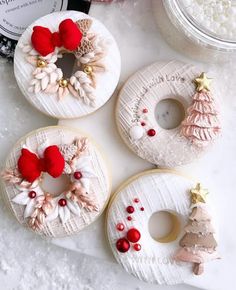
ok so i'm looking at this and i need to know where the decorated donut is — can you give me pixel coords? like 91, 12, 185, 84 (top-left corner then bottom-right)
1, 126, 111, 237
106, 170, 220, 285
116, 61, 221, 167
14, 11, 121, 119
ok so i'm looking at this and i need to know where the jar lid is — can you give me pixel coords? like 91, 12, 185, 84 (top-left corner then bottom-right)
164, 0, 236, 51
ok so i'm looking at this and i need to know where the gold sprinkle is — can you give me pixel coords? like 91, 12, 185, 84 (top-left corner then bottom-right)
37, 59, 47, 68
194, 72, 212, 92
83, 65, 93, 75
59, 79, 68, 88
190, 183, 208, 204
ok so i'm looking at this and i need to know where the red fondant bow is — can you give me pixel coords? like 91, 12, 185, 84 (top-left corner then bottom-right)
18, 146, 65, 183
31, 18, 83, 56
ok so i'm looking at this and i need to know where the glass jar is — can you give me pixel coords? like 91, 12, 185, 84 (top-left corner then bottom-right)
153, 0, 236, 63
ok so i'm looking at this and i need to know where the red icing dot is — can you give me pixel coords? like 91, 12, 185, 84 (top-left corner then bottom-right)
141, 122, 146, 126
28, 191, 36, 199
127, 216, 132, 221
147, 129, 156, 137
143, 108, 148, 113
127, 228, 141, 243
140, 207, 144, 211
126, 206, 134, 214
133, 243, 142, 251
134, 198, 139, 203
74, 171, 82, 180
116, 238, 130, 253
58, 198, 67, 207
116, 223, 125, 231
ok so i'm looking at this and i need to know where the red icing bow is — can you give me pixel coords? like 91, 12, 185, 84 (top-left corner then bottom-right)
18, 146, 65, 183
31, 18, 83, 56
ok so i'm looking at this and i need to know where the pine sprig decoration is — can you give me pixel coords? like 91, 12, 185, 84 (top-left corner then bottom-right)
28, 193, 53, 231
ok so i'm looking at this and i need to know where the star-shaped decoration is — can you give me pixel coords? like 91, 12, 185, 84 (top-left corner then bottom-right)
190, 183, 208, 204
194, 72, 212, 92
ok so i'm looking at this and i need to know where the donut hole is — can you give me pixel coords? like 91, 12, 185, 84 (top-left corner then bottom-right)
148, 211, 181, 243
155, 98, 185, 130
40, 173, 71, 196
55, 53, 77, 79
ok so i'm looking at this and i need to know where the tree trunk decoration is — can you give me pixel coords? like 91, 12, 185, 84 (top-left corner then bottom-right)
174, 183, 220, 275
181, 72, 221, 147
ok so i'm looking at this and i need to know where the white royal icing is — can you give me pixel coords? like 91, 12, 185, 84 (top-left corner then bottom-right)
116, 61, 219, 167
107, 170, 196, 285
2, 126, 111, 238
14, 11, 121, 119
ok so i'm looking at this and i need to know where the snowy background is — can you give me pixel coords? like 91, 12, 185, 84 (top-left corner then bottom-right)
0, 0, 236, 289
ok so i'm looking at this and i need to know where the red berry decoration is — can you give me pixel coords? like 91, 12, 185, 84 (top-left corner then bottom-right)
127, 228, 141, 243
58, 198, 67, 207
134, 198, 139, 203
28, 191, 36, 199
116, 223, 125, 231
140, 207, 144, 211
127, 216, 132, 221
74, 171, 82, 180
143, 108, 148, 113
147, 129, 156, 137
116, 238, 130, 253
126, 205, 134, 214
133, 243, 142, 251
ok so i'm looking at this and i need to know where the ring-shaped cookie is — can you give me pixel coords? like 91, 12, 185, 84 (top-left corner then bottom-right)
106, 169, 220, 285
14, 11, 121, 119
116, 61, 221, 167
1, 126, 111, 238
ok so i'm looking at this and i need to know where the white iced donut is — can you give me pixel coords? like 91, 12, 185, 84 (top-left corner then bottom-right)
106, 169, 196, 285
116, 61, 221, 167
1, 126, 111, 238
14, 11, 121, 119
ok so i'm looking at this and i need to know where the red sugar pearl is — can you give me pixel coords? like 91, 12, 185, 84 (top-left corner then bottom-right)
127, 216, 132, 221
140, 207, 145, 211
133, 243, 142, 251
143, 108, 148, 113
127, 228, 141, 243
116, 223, 125, 231
58, 198, 67, 207
74, 171, 82, 180
147, 129, 156, 137
141, 122, 146, 126
28, 191, 36, 199
134, 198, 139, 203
116, 238, 130, 253
126, 206, 134, 214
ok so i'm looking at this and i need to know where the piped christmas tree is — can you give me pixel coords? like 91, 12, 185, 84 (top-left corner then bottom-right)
181, 72, 221, 147
174, 183, 220, 275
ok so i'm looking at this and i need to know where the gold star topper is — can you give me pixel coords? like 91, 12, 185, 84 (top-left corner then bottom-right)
194, 72, 212, 92
190, 183, 208, 204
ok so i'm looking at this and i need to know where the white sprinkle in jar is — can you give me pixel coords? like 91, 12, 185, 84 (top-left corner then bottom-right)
153, 0, 236, 62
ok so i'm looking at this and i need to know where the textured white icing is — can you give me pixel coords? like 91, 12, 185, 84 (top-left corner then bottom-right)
14, 11, 121, 119
116, 61, 218, 167
106, 170, 196, 285
2, 126, 111, 238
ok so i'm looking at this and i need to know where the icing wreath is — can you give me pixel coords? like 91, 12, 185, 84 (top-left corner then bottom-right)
2, 137, 99, 232
20, 18, 107, 106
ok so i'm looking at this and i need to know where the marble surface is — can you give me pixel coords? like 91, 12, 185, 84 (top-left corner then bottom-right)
0, 0, 235, 289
